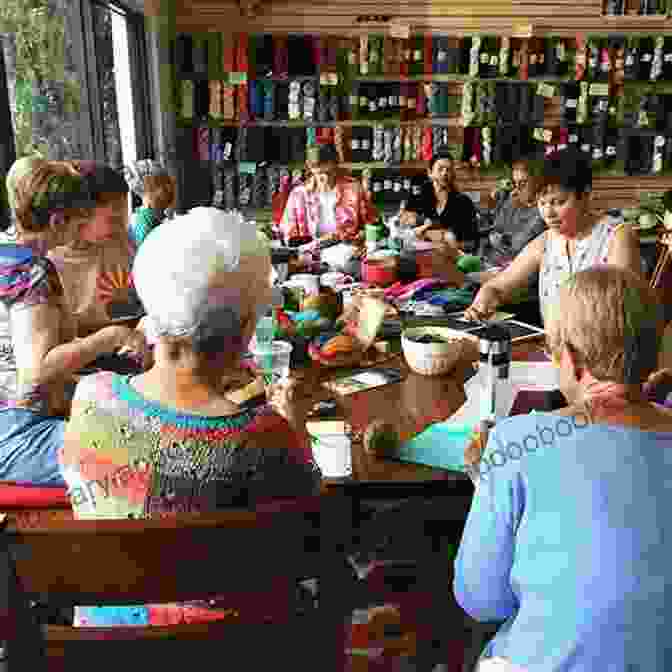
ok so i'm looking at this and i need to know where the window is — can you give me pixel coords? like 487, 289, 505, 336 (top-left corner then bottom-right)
0, 0, 88, 161
0, 0, 153, 171
86, 1, 153, 169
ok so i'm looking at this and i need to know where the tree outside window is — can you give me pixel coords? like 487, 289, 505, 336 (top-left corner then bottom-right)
0, 0, 83, 159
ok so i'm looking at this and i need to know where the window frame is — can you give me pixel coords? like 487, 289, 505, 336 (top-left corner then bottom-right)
67, 0, 156, 164
0, 38, 17, 177
0, 40, 17, 228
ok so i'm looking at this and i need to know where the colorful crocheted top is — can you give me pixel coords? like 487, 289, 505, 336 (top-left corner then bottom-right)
58, 371, 322, 627
59, 371, 321, 519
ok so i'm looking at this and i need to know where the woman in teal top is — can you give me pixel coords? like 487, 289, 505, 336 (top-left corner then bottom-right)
456, 266, 672, 672
124, 159, 176, 250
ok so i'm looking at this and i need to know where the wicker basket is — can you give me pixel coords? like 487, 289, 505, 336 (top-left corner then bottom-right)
401, 327, 467, 376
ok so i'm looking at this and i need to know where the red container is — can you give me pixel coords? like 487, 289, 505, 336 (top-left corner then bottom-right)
415, 250, 434, 279
362, 258, 398, 286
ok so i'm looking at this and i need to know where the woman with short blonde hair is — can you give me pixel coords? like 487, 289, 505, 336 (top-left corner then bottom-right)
5, 155, 46, 216
0, 159, 147, 486
546, 267, 662, 386
457, 266, 672, 672
47, 161, 136, 333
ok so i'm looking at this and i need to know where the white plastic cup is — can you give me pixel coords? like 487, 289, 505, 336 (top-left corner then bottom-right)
320, 272, 346, 289
255, 315, 275, 347
290, 274, 320, 296
250, 341, 293, 388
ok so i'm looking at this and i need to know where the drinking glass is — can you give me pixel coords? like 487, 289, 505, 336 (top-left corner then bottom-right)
255, 315, 276, 347
250, 341, 293, 388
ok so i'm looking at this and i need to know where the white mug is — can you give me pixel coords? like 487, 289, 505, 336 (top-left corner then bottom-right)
288, 274, 320, 296
320, 272, 347, 288
476, 657, 529, 672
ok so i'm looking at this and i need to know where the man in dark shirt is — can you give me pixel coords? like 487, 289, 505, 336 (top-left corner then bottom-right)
399, 152, 480, 253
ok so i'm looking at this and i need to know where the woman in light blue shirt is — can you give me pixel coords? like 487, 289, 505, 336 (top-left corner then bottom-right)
455, 266, 672, 672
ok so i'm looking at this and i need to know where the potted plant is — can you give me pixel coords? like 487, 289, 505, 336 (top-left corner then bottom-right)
622, 190, 672, 234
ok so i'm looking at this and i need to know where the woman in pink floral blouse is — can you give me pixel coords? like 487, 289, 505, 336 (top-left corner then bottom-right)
279, 144, 378, 257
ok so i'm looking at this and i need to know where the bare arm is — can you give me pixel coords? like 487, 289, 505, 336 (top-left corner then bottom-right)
485, 232, 546, 300
11, 303, 127, 386
607, 222, 642, 278
463, 233, 545, 321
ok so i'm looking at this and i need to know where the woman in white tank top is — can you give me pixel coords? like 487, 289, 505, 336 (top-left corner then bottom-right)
464, 149, 641, 325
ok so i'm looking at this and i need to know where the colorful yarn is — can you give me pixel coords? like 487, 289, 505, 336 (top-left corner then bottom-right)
237, 82, 249, 122
236, 32, 249, 73
222, 36, 235, 72
360, 35, 369, 76
209, 80, 222, 119
222, 85, 235, 120
421, 127, 433, 162
575, 34, 587, 81
519, 43, 529, 80
499, 37, 510, 76
274, 35, 289, 79
461, 81, 475, 127
652, 36, 664, 81
482, 126, 493, 166
181, 80, 194, 119
263, 81, 275, 121
424, 34, 433, 76
469, 37, 481, 78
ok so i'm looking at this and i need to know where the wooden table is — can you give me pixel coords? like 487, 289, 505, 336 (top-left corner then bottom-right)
315, 338, 546, 485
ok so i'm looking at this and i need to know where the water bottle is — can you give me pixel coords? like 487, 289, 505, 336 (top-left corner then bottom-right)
387, 214, 402, 252
479, 324, 512, 424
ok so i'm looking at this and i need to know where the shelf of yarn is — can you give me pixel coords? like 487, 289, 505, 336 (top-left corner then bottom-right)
352, 75, 579, 83
175, 118, 462, 127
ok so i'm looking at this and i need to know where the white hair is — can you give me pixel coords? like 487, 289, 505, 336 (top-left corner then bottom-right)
132, 208, 271, 341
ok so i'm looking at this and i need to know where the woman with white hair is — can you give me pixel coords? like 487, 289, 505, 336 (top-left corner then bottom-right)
457, 266, 672, 672
59, 207, 322, 627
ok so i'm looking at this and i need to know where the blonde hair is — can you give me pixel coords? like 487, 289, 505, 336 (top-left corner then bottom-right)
13, 161, 95, 235
143, 174, 176, 210
546, 266, 662, 384
6, 156, 46, 212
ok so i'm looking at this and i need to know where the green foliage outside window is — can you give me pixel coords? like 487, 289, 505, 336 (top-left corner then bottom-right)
0, 0, 81, 158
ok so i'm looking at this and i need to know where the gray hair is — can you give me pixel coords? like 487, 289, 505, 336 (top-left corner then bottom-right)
132, 208, 271, 348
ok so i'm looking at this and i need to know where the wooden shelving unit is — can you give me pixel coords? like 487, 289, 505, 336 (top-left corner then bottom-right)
161, 0, 672, 217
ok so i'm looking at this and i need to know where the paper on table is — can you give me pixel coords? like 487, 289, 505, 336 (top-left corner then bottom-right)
396, 423, 473, 472
396, 363, 559, 472
395, 368, 493, 472
306, 421, 352, 478
508, 361, 559, 390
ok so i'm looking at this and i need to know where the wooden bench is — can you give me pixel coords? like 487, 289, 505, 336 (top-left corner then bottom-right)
0, 495, 354, 672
